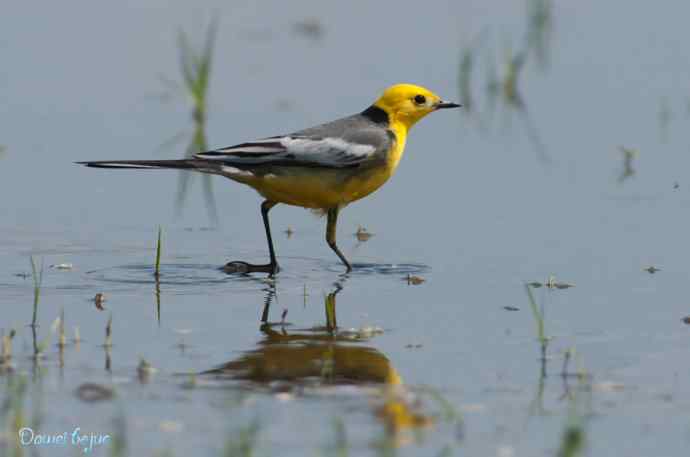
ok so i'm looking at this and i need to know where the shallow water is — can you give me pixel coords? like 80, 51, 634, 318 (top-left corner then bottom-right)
3, 1, 690, 456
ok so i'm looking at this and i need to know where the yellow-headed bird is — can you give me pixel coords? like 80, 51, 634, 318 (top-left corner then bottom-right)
78, 84, 459, 274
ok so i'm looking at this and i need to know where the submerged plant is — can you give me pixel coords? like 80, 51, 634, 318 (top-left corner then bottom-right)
458, 46, 475, 113
526, 0, 553, 70
222, 419, 261, 457
323, 417, 349, 457
1, 374, 28, 457
104, 314, 113, 348
174, 20, 219, 225
557, 362, 591, 457
526, 282, 551, 388
457, 4, 554, 164
109, 408, 128, 457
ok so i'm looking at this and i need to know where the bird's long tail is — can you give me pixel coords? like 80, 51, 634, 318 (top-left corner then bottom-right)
76, 159, 221, 173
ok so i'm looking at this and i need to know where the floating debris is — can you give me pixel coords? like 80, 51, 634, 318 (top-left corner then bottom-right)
618, 146, 637, 184
404, 344, 424, 349
292, 17, 325, 40
138, 357, 158, 382
76, 383, 115, 402
405, 274, 425, 285
673, 182, 680, 189
159, 420, 183, 433
546, 275, 556, 288
593, 381, 626, 393
681, 316, 690, 325
544, 275, 575, 289
503, 306, 520, 311
50, 263, 73, 270
355, 226, 373, 242
94, 292, 106, 310
339, 325, 384, 340
643, 266, 661, 274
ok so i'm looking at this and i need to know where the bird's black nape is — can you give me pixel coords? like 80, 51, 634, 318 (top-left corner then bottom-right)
360, 105, 389, 125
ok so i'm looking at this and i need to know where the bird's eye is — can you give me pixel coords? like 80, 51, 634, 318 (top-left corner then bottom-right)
413, 94, 426, 105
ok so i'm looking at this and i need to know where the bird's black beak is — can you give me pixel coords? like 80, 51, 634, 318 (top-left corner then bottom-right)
435, 101, 461, 110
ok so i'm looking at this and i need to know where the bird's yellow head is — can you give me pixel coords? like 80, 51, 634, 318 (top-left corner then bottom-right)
373, 84, 460, 130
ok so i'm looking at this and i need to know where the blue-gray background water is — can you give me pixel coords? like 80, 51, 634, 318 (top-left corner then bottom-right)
2, 1, 690, 456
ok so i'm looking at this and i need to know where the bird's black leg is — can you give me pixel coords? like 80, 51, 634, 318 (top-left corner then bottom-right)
326, 207, 352, 272
224, 200, 280, 275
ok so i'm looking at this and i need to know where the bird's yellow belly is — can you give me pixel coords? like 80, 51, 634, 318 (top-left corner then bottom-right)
240, 165, 394, 209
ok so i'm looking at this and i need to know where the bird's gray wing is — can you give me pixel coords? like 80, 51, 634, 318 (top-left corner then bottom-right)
195, 116, 391, 169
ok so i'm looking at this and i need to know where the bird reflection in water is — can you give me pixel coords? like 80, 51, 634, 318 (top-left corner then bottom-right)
202, 279, 432, 443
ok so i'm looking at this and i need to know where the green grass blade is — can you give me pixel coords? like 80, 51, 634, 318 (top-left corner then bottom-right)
525, 283, 546, 343
155, 226, 162, 278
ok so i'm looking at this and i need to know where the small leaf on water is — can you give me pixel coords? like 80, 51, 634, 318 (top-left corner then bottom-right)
76, 383, 114, 402
94, 293, 106, 311
405, 274, 425, 285
355, 225, 373, 242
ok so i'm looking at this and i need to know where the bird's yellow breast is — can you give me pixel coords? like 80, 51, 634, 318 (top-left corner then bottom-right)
340, 122, 407, 203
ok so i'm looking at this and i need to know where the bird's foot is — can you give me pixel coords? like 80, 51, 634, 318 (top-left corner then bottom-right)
222, 261, 279, 276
